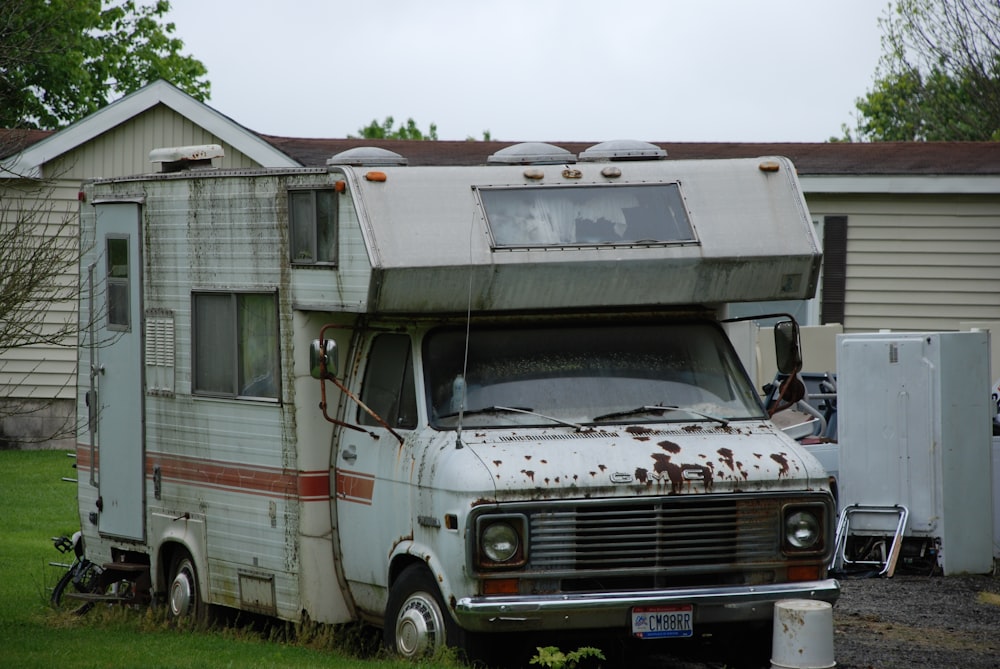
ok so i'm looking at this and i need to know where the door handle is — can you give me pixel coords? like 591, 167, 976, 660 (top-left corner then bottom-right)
341, 444, 358, 464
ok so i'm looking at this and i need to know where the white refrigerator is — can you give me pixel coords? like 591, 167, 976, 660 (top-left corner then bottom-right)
837, 331, 994, 575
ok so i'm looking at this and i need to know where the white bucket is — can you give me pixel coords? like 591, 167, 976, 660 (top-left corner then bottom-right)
770, 599, 836, 669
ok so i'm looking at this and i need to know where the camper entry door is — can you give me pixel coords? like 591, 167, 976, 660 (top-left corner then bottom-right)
92, 202, 145, 541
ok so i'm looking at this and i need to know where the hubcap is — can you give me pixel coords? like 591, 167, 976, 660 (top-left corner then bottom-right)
169, 569, 193, 617
395, 594, 442, 657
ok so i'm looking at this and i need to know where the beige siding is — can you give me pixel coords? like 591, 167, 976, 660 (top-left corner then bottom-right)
1, 105, 265, 408
807, 194, 1000, 333
48, 104, 258, 180
0, 176, 80, 403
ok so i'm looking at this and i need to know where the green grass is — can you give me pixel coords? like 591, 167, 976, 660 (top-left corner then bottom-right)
0, 450, 462, 669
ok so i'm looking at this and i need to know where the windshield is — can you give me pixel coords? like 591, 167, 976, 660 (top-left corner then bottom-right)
423, 322, 765, 429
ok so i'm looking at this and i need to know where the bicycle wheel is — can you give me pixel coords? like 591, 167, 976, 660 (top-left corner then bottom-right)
50, 562, 101, 615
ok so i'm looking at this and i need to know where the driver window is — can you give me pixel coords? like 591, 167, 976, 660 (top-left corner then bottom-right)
358, 334, 417, 429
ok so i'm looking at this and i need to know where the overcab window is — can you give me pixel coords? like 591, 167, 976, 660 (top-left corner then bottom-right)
479, 183, 696, 248
192, 291, 280, 400
289, 189, 337, 265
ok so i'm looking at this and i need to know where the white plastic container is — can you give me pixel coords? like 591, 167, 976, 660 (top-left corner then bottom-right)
770, 599, 835, 669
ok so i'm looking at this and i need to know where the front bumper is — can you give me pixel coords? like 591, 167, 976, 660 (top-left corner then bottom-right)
455, 579, 840, 632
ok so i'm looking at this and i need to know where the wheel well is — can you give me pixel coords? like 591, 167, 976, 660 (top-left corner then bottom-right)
387, 554, 430, 590
157, 542, 193, 591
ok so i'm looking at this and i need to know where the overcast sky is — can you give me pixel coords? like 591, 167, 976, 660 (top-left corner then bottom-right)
164, 0, 887, 143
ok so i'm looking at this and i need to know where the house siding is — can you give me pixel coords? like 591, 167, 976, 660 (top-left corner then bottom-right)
0, 105, 264, 448
806, 194, 1000, 333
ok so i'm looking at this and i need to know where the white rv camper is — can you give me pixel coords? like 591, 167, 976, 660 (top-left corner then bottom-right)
75, 140, 837, 662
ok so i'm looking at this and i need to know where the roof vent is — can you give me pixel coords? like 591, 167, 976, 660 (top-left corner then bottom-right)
149, 144, 224, 172
578, 140, 667, 162
487, 142, 576, 165
327, 147, 408, 167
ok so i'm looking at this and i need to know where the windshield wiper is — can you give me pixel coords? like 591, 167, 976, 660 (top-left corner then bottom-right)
441, 405, 586, 431
592, 404, 729, 426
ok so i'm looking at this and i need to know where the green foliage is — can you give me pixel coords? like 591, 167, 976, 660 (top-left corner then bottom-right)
0, 0, 209, 130
845, 0, 1000, 141
352, 116, 438, 140
529, 645, 605, 669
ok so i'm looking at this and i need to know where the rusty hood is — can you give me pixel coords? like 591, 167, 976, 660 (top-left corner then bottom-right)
422, 420, 829, 501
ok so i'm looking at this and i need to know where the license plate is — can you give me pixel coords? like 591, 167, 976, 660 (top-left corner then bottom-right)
631, 605, 694, 639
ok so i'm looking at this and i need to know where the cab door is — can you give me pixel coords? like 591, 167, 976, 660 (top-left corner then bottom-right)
91, 202, 145, 540
334, 333, 418, 604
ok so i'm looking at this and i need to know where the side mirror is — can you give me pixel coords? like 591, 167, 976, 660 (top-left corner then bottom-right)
309, 339, 338, 379
774, 319, 802, 375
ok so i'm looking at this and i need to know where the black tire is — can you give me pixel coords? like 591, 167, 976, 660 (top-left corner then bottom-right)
167, 553, 203, 621
383, 564, 464, 660
50, 562, 100, 615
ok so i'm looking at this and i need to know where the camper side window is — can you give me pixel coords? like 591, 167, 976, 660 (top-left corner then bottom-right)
289, 189, 337, 265
358, 334, 417, 429
192, 291, 280, 400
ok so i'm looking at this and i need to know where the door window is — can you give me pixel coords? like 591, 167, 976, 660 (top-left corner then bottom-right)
106, 235, 130, 330
358, 334, 417, 429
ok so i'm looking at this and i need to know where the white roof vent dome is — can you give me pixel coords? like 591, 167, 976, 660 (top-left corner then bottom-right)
487, 142, 577, 165
578, 140, 667, 162
327, 147, 408, 167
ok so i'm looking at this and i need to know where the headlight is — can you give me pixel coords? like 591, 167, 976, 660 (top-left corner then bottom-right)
784, 509, 822, 550
475, 515, 527, 569
481, 522, 519, 562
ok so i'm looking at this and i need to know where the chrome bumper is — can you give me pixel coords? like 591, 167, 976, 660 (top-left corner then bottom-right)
455, 579, 840, 632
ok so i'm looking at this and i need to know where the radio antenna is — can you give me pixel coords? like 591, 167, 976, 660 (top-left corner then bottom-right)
454, 210, 477, 449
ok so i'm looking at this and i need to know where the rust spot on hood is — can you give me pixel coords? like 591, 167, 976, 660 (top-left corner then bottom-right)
770, 452, 790, 477
493, 460, 502, 467
658, 440, 681, 454
521, 469, 535, 482
651, 453, 714, 494
682, 425, 703, 433
627, 426, 652, 441
635, 467, 649, 483
717, 447, 735, 471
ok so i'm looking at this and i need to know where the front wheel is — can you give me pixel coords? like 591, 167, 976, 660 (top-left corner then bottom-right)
384, 565, 462, 659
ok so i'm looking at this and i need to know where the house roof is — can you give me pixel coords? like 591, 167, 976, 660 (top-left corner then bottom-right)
260, 135, 1000, 176
0, 128, 54, 159
3, 76, 997, 187
1, 80, 297, 178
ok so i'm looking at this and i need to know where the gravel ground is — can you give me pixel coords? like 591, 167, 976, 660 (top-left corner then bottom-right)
828, 571, 1000, 669
622, 569, 1000, 669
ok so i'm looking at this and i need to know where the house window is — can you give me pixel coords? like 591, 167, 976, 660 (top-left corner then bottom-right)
358, 334, 417, 429
289, 189, 337, 265
192, 292, 280, 400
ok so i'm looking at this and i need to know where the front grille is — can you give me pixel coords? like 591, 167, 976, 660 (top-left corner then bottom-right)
527, 497, 781, 577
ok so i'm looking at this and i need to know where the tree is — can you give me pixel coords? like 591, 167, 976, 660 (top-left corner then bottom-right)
352, 116, 438, 140
0, 0, 209, 130
845, 0, 1000, 141
0, 131, 82, 446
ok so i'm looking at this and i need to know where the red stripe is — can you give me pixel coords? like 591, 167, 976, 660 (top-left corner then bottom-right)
335, 468, 375, 505
76, 443, 96, 471
298, 470, 332, 501
74, 446, 331, 501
